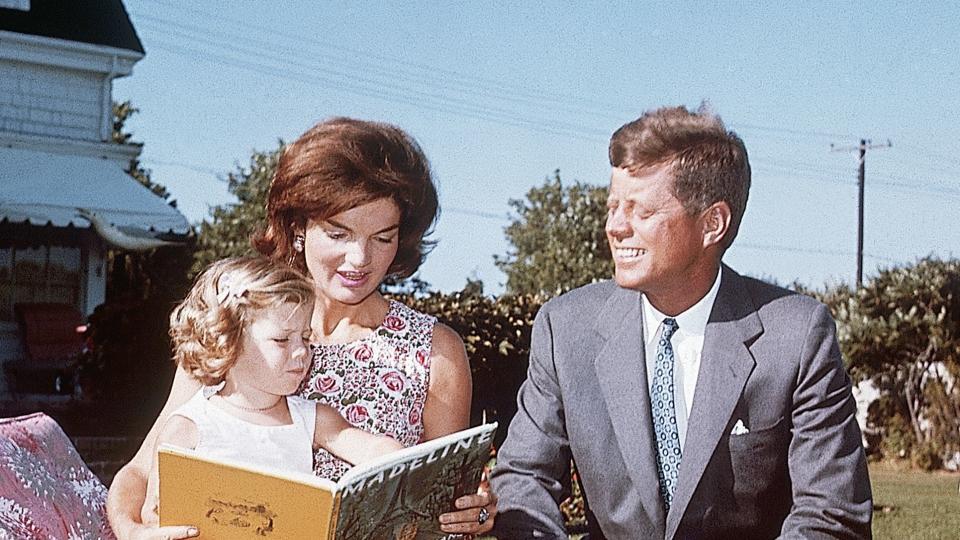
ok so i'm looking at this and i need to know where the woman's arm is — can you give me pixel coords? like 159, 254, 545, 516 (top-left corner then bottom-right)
313, 404, 402, 465
422, 322, 498, 536
107, 366, 202, 539
143, 416, 199, 526
420, 322, 471, 440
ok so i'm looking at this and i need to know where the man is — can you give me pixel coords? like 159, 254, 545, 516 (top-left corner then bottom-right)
490, 105, 872, 539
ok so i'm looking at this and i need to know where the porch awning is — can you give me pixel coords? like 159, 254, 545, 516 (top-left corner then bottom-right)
0, 146, 190, 236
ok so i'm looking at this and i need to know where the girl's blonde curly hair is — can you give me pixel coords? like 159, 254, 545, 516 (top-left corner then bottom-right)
169, 256, 314, 385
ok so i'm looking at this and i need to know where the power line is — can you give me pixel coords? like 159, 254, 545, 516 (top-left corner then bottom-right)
141, 36, 609, 143
753, 162, 960, 198
750, 151, 960, 197
731, 123, 855, 141
148, 0, 626, 116
897, 142, 960, 170
133, 6, 626, 122
130, 3, 854, 145
752, 161, 854, 187
141, 156, 508, 221
873, 155, 960, 180
870, 170, 960, 189
141, 159, 224, 178
736, 242, 899, 264
143, 37, 604, 142
753, 157, 847, 175
134, 15, 620, 126
870, 180, 960, 199
445, 207, 507, 220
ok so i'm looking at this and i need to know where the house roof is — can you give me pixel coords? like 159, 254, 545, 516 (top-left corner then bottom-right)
0, 146, 189, 236
0, 0, 144, 54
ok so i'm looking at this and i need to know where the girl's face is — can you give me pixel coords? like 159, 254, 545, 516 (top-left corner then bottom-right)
229, 301, 313, 397
303, 198, 401, 306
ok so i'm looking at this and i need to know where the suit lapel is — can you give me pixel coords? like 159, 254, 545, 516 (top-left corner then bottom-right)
593, 286, 666, 532
666, 267, 763, 538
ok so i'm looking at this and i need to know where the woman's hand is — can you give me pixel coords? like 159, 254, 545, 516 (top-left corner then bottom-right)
438, 488, 497, 536
108, 368, 202, 538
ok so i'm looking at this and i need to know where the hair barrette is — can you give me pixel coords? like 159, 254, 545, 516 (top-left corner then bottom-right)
216, 272, 247, 304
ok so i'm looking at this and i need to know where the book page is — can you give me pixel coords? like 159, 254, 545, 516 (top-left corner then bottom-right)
333, 423, 497, 540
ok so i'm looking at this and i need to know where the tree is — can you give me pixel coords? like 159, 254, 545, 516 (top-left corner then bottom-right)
192, 145, 281, 274
824, 257, 960, 464
495, 171, 612, 297
112, 101, 175, 205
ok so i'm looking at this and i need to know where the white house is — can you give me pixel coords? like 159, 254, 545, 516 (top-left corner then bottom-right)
0, 0, 189, 387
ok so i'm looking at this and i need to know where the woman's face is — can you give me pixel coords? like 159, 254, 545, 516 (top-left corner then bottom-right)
303, 197, 401, 305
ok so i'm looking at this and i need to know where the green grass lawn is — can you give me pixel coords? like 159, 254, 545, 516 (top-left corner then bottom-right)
871, 461, 960, 540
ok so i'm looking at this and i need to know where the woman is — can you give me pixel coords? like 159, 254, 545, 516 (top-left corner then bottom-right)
107, 118, 497, 539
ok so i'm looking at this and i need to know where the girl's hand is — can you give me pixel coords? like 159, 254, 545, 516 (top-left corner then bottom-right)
119, 523, 199, 540
438, 488, 497, 536
122, 501, 198, 540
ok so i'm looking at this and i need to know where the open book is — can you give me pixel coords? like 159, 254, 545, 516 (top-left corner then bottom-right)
158, 422, 497, 540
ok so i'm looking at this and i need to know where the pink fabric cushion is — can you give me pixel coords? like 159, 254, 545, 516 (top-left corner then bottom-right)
0, 412, 115, 539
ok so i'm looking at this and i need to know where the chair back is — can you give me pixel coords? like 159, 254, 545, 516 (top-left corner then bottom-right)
14, 303, 85, 362
0, 412, 115, 538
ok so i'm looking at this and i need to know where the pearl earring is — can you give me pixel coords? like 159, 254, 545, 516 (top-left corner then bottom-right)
293, 234, 305, 253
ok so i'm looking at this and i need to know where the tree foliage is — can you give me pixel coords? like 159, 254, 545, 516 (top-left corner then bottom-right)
495, 171, 612, 297
192, 146, 282, 274
818, 257, 960, 464
112, 100, 175, 205
390, 289, 542, 447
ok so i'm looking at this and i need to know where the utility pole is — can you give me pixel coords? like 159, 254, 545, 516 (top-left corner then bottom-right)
830, 139, 892, 287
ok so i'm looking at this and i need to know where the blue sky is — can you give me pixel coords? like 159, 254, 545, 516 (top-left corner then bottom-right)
115, 1, 960, 294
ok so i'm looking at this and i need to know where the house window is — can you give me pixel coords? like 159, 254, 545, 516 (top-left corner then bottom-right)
0, 246, 81, 322
0, 0, 30, 11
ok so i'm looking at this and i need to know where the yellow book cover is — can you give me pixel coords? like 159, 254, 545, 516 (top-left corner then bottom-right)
158, 446, 338, 539
159, 422, 497, 540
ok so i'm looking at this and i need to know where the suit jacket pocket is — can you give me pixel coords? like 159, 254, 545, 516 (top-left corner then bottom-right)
702, 417, 792, 538
727, 416, 790, 497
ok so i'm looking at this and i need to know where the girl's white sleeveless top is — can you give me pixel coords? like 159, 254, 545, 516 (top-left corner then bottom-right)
171, 387, 317, 474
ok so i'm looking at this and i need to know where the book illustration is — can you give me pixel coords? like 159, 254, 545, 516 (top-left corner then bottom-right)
204, 496, 276, 537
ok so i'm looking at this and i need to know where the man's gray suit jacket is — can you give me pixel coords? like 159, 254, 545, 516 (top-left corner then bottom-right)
490, 265, 872, 539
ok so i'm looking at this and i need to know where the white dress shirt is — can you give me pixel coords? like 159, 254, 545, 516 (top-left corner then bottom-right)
642, 269, 722, 451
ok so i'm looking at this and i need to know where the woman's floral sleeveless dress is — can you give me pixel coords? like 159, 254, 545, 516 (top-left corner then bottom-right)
298, 300, 435, 480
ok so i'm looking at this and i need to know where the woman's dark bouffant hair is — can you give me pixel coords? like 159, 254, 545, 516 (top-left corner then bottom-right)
252, 117, 439, 279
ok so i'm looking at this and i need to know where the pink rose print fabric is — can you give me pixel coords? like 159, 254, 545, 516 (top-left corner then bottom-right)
0, 412, 115, 539
300, 300, 435, 480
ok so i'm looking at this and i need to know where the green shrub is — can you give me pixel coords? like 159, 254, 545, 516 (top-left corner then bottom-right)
392, 291, 543, 446
911, 441, 944, 472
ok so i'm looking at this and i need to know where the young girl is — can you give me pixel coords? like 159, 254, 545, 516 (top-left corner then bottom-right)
143, 257, 402, 520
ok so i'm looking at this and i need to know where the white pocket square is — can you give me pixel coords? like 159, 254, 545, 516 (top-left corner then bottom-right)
730, 419, 750, 435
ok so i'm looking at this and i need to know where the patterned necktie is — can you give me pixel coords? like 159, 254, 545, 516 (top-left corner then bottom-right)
651, 317, 681, 511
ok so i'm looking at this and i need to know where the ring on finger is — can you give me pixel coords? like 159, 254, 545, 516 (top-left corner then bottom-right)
477, 507, 489, 525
